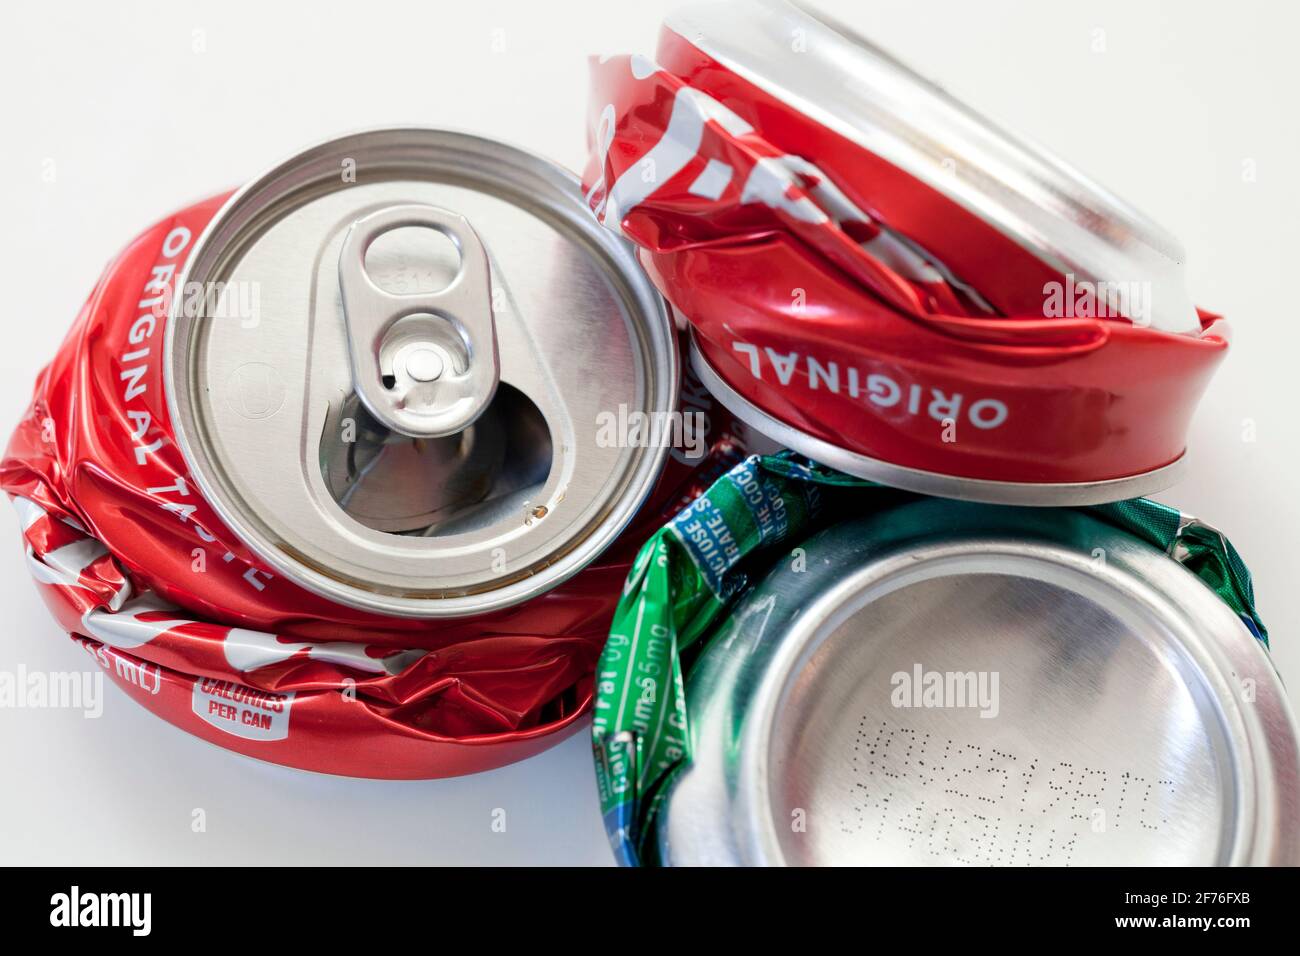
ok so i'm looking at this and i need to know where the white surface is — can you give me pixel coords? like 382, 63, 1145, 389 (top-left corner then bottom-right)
0, 0, 1296, 865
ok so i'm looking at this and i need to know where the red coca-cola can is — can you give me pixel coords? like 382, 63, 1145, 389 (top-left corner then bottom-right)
584, 0, 1228, 505
2, 127, 737, 778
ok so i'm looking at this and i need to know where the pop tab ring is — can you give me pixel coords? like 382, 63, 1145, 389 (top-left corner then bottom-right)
337, 204, 500, 439
583, 0, 1229, 505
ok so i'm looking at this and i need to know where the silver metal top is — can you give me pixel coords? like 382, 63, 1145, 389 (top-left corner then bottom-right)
658, 501, 1299, 865
166, 129, 677, 618
666, 0, 1201, 334
690, 341, 1185, 506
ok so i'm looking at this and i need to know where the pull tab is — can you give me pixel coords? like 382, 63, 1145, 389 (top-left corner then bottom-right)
338, 204, 500, 438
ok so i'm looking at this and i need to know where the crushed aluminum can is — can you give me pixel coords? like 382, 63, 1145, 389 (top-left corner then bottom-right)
166, 128, 680, 618
584, 0, 1229, 506
2, 128, 739, 779
592, 454, 1295, 866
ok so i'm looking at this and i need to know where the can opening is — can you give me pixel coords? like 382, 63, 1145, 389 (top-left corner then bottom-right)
320, 382, 552, 536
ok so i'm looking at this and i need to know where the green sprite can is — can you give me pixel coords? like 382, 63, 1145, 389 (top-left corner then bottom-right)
592, 454, 1297, 866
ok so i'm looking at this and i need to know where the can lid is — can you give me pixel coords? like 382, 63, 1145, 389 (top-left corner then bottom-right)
657, 500, 1298, 865
664, 0, 1201, 333
166, 129, 676, 618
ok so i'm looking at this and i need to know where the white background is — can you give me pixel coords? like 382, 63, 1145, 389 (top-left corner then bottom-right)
0, 0, 1296, 865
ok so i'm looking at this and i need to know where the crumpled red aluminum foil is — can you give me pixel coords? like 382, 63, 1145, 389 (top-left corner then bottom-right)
583, 45, 1228, 487
2, 194, 743, 778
